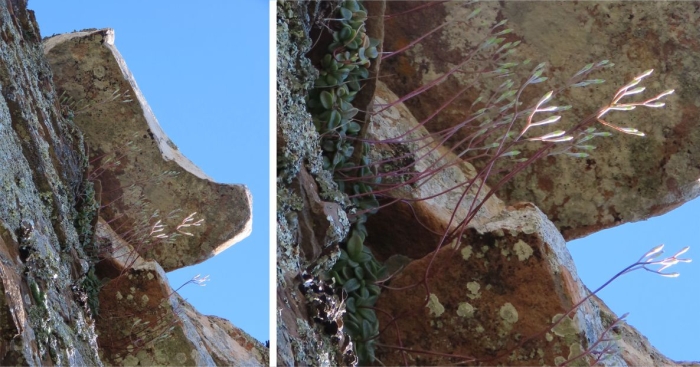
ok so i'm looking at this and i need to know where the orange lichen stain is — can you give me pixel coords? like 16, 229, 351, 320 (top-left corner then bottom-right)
395, 56, 416, 79
558, 265, 579, 306
537, 176, 554, 192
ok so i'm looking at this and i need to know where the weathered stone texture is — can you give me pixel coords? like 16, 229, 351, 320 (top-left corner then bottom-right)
380, 1, 700, 240
363, 19, 697, 361
93, 234, 267, 367
365, 81, 505, 261
1, 1, 265, 365
375, 202, 625, 366
0, 1, 102, 365
282, 1, 700, 366
276, 0, 354, 365
44, 29, 252, 271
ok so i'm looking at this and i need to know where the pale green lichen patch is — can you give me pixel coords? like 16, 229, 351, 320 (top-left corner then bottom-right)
474, 245, 490, 259
499, 302, 518, 324
456, 302, 475, 318
501, 247, 510, 257
461, 245, 473, 260
551, 313, 576, 337
466, 281, 481, 299
546, 332, 553, 342
427, 293, 445, 317
513, 240, 533, 261
567, 342, 587, 366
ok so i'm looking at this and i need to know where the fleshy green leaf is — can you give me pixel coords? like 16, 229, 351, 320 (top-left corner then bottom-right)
347, 121, 361, 134
343, 278, 361, 293
347, 231, 363, 261
322, 139, 336, 152
355, 252, 373, 263
327, 110, 341, 130
367, 284, 381, 296
320, 90, 334, 110
345, 319, 360, 336
358, 308, 377, 324
340, 7, 353, 21
361, 318, 372, 339
354, 265, 365, 280
346, 296, 356, 313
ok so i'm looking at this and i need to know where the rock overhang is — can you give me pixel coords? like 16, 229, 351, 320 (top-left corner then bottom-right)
43, 28, 253, 271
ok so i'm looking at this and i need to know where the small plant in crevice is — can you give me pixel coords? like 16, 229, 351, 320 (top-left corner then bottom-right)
170, 273, 210, 295
80, 266, 103, 317
303, 1, 686, 366
305, 0, 386, 364
329, 228, 385, 363
307, 0, 379, 175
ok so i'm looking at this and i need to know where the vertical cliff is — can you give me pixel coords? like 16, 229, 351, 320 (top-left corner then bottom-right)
0, 0, 102, 364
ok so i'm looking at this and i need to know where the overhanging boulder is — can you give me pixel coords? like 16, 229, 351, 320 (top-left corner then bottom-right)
44, 29, 252, 271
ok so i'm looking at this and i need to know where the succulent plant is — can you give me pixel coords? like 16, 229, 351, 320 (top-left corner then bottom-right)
330, 228, 385, 364
306, 0, 385, 363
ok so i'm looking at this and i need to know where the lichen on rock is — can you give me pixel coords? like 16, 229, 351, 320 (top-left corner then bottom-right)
276, 1, 354, 365
0, 1, 266, 365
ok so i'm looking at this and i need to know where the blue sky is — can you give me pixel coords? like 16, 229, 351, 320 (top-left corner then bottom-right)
570, 198, 699, 361
31, 1, 270, 343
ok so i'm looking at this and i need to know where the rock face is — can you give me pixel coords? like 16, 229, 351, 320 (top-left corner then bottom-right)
380, 1, 700, 240
366, 45, 697, 365
280, 1, 700, 366
276, 1, 359, 365
94, 220, 268, 366
359, 84, 695, 366
375, 203, 626, 366
0, 1, 102, 364
0, 1, 265, 365
44, 28, 252, 271
364, 81, 505, 261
